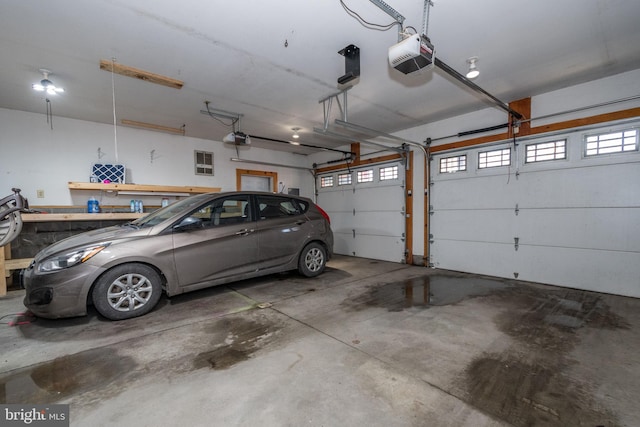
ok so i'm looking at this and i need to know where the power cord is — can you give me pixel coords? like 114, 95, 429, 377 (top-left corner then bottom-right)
0, 312, 36, 326
340, 0, 401, 31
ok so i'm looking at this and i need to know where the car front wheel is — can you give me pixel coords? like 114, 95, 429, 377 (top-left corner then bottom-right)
92, 263, 162, 320
298, 242, 327, 277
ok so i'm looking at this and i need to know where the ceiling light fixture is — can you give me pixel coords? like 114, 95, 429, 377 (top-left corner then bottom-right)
466, 56, 479, 79
32, 69, 64, 95
292, 127, 301, 139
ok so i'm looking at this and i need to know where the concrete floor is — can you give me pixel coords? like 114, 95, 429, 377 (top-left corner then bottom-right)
1, 255, 639, 426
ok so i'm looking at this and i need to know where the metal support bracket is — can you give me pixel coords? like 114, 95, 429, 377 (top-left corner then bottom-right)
338, 44, 360, 85
319, 87, 351, 130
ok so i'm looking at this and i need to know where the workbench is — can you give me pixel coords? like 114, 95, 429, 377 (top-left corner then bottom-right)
0, 212, 143, 296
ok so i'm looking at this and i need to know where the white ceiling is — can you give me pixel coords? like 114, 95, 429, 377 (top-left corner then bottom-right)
2, 0, 640, 155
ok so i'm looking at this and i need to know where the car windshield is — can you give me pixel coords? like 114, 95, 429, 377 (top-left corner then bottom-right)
130, 193, 214, 228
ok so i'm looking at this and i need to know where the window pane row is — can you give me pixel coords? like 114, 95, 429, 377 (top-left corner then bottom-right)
439, 155, 466, 173
526, 140, 566, 163
585, 129, 638, 156
479, 149, 511, 169
319, 165, 399, 187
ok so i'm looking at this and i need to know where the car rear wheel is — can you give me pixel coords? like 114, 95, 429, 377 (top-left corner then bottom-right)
92, 263, 162, 320
298, 242, 326, 277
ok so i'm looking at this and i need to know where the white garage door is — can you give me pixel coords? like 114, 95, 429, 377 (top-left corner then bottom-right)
429, 124, 640, 298
317, 161, 406, 263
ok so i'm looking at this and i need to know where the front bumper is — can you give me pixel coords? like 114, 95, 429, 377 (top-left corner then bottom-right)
22, 262, 103, 319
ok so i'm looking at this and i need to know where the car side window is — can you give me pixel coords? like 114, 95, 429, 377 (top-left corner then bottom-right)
192, 196, 251, 228
256, 195, 301, 220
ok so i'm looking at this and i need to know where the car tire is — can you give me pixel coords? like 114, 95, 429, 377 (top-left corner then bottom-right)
298, 242, 327, 278
92, 263, 162, 320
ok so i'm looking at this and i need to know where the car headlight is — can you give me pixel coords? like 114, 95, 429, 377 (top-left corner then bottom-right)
38, 244, 110, 273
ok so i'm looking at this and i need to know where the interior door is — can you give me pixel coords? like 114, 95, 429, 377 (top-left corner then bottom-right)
172, 195, 258, 287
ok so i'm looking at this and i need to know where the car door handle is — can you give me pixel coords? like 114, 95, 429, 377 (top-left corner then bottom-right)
295, 220, 306, 225
235, 228, 254, 236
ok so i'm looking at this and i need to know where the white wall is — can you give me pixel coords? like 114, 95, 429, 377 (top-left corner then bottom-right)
0, 109, 315, 207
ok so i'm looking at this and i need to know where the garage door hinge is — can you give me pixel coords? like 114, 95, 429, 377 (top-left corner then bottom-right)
429, 205, 434, 215
352, 229, 356, 238
429, 234, 434, 243
514, 237, 519, 251
515, 203, 519, 216
353, 208, 356, 216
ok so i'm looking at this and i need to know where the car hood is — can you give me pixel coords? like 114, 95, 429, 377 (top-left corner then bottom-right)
35, 224, 153, 260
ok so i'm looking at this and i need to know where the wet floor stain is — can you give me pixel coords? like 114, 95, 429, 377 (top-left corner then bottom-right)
464, 286, 628, 426
343, 274, 510, 312
494, 287, 630, 351
0, 348, 134, 404
465, 354, 618, 427
344, 272, 630, 425
193, 316, 280, 371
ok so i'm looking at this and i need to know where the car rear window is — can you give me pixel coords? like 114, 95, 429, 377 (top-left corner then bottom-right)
257, 195, 306, 219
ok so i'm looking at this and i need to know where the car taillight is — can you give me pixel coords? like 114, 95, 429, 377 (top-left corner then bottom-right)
315, 204, 331, 225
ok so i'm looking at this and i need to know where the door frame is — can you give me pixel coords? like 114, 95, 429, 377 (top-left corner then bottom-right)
236, 169, 278, 192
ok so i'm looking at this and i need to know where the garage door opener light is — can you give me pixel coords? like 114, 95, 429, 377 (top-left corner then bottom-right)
466, 57, 479, 79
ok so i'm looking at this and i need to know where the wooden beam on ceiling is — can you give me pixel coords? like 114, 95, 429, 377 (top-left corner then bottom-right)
121, 119, 185, 135
99, 59, 184, 89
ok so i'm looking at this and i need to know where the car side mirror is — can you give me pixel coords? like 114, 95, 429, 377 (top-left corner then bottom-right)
173, 216, 203, 232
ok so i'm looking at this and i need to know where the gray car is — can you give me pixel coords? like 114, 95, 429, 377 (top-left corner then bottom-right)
23, 191, 333, 320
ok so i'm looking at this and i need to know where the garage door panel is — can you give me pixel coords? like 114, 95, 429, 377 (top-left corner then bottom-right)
332, 232, 358, 257
354, 187, 403, 211
517, 208, 640, 251
330, 211, 358, 231
348, 234, 405, 262
431, 210, 517, 243
518, 162, 640, 207
514, 246, 640, 298
430, 240, 517, 279
433, 175, 521, 209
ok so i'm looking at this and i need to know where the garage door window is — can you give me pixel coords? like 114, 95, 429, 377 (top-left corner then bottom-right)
357, 169, 374, 183
584, 128, 638, 156
478, 148, 511, 169
439, 155, 467, 173
379, 165, 398, 180
338, 173, 352, 185
525, 140, 566, 163
320, 176, 334, 188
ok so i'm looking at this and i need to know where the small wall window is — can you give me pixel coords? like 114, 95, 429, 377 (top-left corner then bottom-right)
320, 176, 334, 188
357, 169, 374, 183
478, 148, 511, 169
439, 155, 467, 173
525, 140, 566, 163
194, 150, 214, 176
379, 165, 399, 181
585, 128, 638, 156
338, 173, 352, 186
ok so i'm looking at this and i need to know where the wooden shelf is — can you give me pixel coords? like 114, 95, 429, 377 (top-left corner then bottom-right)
22, 213, 144, 222
68, 182, 221, 194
